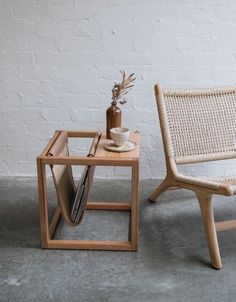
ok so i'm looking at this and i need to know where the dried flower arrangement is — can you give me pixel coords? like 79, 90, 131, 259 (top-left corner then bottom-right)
111, 71, 136, 105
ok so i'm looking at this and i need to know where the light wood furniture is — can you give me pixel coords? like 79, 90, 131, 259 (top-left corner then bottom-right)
37, 130, 140, 251
149, 84, 236, 269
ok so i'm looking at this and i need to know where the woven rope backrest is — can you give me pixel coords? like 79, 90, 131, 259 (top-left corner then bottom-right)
157, 86, 236, 164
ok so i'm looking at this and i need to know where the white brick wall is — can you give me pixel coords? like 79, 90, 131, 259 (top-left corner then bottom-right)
1, 0, 236, 179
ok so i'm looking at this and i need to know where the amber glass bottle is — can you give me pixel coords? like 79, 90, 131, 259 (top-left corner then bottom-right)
106, 102, 122, 139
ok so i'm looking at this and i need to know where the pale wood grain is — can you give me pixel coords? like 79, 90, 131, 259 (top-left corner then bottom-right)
37, 130, 140, 251
149, 83, 236, 269
95, 133, 140, 159
215, 220, 236, 232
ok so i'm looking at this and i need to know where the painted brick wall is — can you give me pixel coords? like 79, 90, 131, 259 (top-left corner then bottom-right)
1, 0, 236, 179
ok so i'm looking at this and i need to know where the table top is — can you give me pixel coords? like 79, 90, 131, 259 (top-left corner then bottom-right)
95, 132, 140, 160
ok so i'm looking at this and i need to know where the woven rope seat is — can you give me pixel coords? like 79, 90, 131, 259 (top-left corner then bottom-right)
199, 176, 236, 194
149, 84, 236, 269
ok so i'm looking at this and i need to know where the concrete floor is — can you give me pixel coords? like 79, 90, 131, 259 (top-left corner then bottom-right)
1, 177, 236, 302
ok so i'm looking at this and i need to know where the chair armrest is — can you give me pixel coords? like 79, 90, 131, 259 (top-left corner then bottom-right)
175, 174, 234, 196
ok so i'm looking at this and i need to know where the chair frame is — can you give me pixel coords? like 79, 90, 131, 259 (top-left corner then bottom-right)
37, 130, 139, 251
149, 84, 236, 269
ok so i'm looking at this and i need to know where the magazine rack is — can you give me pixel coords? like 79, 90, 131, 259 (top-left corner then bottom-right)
37, 130, 140, 251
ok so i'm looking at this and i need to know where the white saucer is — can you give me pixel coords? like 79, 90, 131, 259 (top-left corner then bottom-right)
105, 140, 137, 152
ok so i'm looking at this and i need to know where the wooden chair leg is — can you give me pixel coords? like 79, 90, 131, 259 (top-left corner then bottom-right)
149, 179, 170, 202
197, 193, 222, 269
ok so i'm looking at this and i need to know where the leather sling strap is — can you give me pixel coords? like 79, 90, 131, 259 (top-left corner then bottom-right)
47, 131, 101, 227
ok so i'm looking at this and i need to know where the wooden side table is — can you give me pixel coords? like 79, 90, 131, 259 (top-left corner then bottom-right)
37, 130, 140, 251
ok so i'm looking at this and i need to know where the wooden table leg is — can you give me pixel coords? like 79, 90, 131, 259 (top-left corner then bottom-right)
37, 158, 50, 248
130, 161, 139, 250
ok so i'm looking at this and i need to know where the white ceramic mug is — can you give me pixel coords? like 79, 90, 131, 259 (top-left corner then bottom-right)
110, 127, 130, 147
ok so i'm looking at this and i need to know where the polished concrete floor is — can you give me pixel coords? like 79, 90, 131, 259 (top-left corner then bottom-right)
1, 177, 236, 302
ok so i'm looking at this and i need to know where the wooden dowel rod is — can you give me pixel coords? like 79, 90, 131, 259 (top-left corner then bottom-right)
86, 202, 131, 211
40, 131, 61, 156
215, 220, 236, 232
